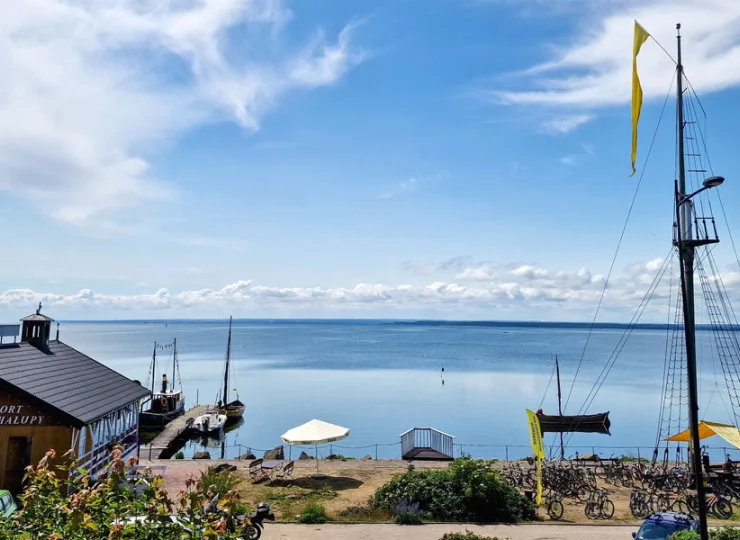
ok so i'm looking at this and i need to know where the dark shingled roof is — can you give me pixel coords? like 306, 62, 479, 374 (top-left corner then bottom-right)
0, 341, 149, 427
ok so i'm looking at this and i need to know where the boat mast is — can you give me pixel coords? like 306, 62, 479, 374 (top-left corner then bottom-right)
555, 356, 564, 460
674, 23, 709, 540
172, 337, 177, 391
151, 342, 157, 395
223, 316, 232, 405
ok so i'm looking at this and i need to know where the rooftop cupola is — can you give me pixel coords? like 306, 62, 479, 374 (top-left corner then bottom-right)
20, 302, 54, 349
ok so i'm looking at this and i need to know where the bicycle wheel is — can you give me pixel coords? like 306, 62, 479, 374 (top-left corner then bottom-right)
585, 502, 599, 520
547, 500, 564, 521
713, 498, 733, 520
576, 485, 591, 502
600, 499, 615, 520
686, 494, 698, 515
630, 501, 649, 519
670, 498, 689, 514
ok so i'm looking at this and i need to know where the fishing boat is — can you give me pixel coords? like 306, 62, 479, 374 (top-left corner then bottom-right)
192, 409, 227, 435
140, 339, 185, 430
219, 316, 245, 422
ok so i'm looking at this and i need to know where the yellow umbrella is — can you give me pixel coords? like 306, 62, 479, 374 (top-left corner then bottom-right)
666, 421, 740, 450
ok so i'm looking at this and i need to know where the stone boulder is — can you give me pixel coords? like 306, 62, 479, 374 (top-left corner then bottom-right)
263, 445, 284, 460
237, 451, 256, 461
361, 455, 372, 461
212, 463, 237, 473
298, 451, 312, 460
193, 451, 211, 459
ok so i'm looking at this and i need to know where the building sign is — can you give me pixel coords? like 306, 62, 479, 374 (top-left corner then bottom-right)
0, 405, 48, 426
0, 394, 58, 427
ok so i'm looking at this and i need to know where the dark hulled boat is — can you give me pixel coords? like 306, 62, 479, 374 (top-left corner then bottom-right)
536, 412, 611, 435
140, 339, 185, 430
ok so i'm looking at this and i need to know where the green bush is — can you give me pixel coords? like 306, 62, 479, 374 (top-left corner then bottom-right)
439, 532, 504, 540
711, 529, 740, 540
199, 466, 239, 497
174, 451, 185, 459
0, 447, 249, 539
669, 529, 740, 540
372, 458, 536, 523
670, 533, 700, 540
298, 502, 328, 524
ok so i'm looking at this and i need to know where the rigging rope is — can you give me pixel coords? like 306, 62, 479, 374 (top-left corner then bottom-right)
538, 357, 557, 410
563, 249, 674, 449
562, 70, 677, 413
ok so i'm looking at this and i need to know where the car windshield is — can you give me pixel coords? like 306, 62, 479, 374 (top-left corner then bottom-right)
637, 521, 686, 539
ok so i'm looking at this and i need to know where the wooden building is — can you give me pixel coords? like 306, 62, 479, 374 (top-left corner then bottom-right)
0, 307, 150, 493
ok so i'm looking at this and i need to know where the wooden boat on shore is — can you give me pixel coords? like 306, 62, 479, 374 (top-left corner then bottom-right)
536, 412, 611, 435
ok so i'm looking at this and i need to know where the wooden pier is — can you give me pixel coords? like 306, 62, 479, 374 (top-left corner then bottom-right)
140, 405, 211, 459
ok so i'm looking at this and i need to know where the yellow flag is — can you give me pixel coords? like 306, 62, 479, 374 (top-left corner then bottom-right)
630, 21, 650, 176
526, 409, 545, 459
526, 409, 545, 505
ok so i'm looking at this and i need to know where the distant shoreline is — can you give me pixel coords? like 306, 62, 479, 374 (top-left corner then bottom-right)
56, 319, 738, 331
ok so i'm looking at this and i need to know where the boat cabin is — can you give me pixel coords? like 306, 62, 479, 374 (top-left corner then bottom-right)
0, 307, 150, 493
146, 375, 184, 416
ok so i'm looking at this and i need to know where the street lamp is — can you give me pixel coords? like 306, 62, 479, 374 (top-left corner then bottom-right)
678, 176, 725, 205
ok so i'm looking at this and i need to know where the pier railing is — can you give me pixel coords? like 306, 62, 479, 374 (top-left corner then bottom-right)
400, 427, 455, 459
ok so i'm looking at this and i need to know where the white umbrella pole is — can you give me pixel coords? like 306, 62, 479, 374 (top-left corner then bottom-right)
316, 444, 319, 474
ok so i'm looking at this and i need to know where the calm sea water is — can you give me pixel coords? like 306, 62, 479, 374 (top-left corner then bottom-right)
56, 320, 737, 461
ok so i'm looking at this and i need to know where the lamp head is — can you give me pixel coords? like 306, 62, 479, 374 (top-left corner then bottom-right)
703, 176, 725, 189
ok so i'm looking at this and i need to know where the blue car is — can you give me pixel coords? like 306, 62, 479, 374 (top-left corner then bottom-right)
633, 512, 698, 539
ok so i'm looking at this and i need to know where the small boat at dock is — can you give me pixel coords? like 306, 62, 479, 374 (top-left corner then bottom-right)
140, 339, 185, 430
219, 316, 245, 422
192, 409, 227, 435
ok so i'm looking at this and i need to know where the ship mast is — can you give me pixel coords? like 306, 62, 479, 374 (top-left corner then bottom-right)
674, 23, 709, 540
223, 316, 233, 405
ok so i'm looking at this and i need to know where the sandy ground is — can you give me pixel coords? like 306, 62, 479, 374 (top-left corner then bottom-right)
266, 523, 637, 539
140, 458, 637, 524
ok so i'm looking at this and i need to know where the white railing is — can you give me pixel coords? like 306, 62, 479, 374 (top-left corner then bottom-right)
400, 427, 455, 458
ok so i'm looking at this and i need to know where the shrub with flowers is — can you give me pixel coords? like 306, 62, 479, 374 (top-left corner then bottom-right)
0, 447, 252, 539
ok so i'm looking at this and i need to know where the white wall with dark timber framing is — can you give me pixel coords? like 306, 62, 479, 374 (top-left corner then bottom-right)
74, 401, 141, 478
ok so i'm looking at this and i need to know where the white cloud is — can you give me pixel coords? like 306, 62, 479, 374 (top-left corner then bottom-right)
375, 177, 419, 200
542, 114, 594, 134
559, 155, 577, 166
489, 0, 740, 121
0, 0, 365, 226
4, 257, 727, 319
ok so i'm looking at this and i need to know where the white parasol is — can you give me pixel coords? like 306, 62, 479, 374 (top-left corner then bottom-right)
281, 419, 350, 475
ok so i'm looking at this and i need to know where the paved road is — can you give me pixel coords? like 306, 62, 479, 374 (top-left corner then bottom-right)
267, 523, 636, 539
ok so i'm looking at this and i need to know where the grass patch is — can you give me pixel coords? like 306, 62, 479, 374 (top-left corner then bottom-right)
439, 532, 505, 540
298, 502, 328, 524
200, 466, 239, 497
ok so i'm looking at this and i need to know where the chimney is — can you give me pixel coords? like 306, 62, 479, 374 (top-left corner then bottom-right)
161, 374, 168, 393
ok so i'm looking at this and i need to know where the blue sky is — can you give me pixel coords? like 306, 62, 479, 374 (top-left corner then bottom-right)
1, 0, 740, 320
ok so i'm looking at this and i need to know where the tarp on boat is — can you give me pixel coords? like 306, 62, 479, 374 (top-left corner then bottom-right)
536, 412, 611, 435
665, 420, 740, 450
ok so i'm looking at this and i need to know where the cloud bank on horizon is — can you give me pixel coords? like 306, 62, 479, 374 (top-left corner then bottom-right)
2, 257, 735, 321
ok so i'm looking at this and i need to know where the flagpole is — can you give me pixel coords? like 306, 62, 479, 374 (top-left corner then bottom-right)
674, 22, 709, 540
555, 356, 564, 460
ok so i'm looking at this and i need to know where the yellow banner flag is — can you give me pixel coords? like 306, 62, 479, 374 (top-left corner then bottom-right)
526, 409, 545, 505
526, 409, 545, 459
630, 21, 650, 176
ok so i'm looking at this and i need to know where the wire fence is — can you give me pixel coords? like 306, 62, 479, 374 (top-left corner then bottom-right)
174, 440, 740, 463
